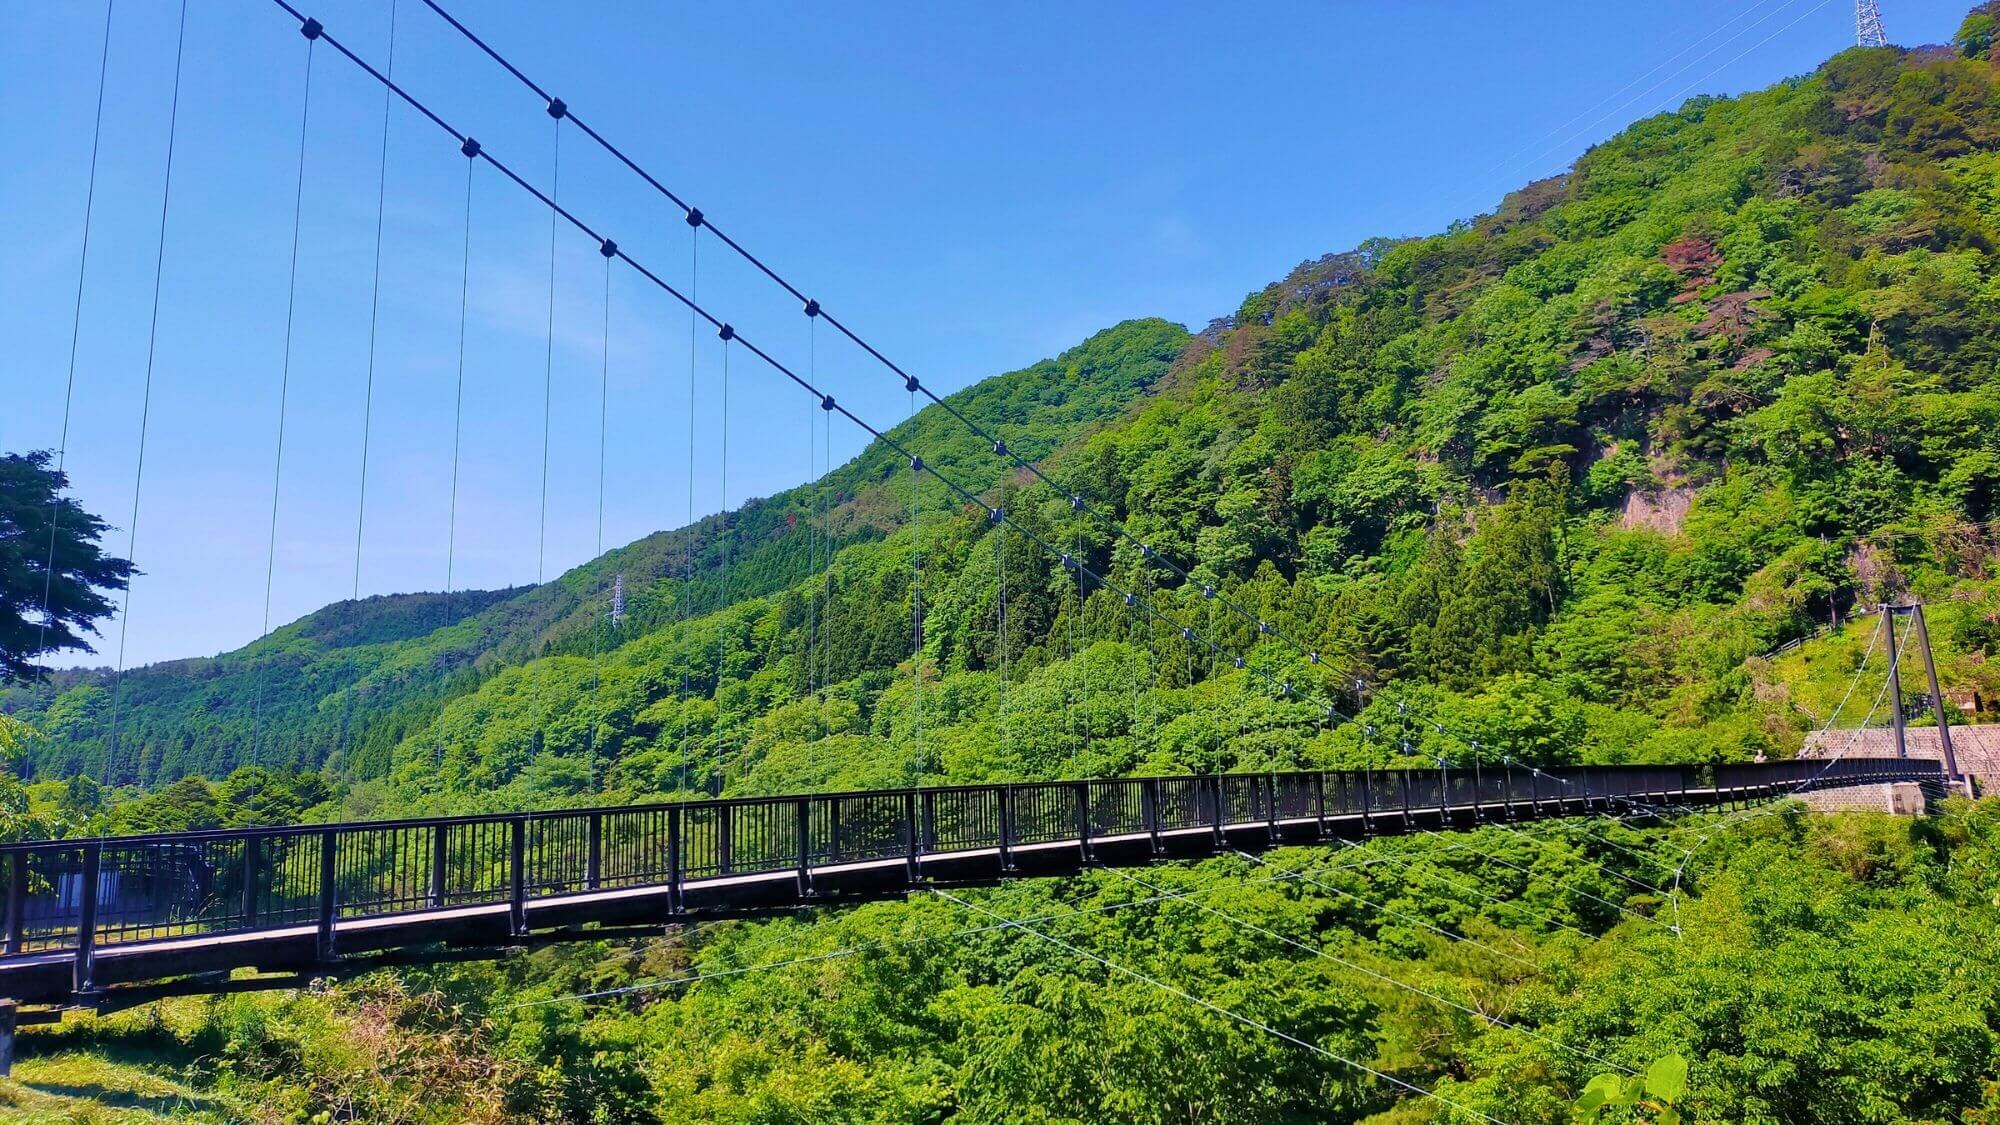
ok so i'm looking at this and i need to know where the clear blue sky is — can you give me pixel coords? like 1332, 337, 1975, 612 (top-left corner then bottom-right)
2, 0, 1975, 669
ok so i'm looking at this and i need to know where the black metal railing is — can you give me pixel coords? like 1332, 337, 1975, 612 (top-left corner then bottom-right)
0, 757, 1938, 971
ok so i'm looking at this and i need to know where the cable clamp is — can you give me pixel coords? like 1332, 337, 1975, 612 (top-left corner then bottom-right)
909, 456, 924, 472
992, 440, 1007, 455
599, 238, 618, 258
1060, 553, 1074, 570
1140, 544, 1154, 559
1180, 627, 1194, 641
718, 323, 735, 341
300, 17, 324, 40
1201, 585, 1215, 599
685, 207, 704, 228
1233, 656, 1245, 669
1307, 651, 1320, 664
546, 97, 568, 120
904, 375, 922, 393
460, 136, 481, 159
803, 298, 820, 317
1122, 593, 1135, 606
1069, 495, 1084, 511
820, 394, 836, 412
989, 507, 1004, 523
1257, 620, 1270, 634
1279, 682, 1291, 696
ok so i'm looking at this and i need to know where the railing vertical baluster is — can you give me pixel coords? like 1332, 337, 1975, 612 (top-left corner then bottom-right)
316, 829, 337, 962
73, 841, 102, 995
242, 837, 260, 927
509, 817, 527, 937
586, 812, 603, 891
667, 804, 684, 915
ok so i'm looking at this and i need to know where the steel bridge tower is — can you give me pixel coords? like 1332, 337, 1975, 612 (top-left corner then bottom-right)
1856, 0, 1888, 48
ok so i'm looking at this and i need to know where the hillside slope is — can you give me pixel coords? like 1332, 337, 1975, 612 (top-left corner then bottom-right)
1, 319, 1188, 786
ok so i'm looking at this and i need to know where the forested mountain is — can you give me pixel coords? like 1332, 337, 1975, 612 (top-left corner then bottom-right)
11, 15, 2000, 1121
0, 318, 1188, 788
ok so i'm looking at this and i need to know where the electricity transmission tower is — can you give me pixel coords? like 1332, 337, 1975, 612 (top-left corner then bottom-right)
1856, 0, 1888, 48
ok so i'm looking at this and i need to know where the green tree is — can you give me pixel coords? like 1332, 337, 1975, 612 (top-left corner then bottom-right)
0, 451, 134, 682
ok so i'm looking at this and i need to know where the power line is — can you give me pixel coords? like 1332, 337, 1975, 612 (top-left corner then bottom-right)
933, 888, 1510, 1125
1101, 865, 1637, 1075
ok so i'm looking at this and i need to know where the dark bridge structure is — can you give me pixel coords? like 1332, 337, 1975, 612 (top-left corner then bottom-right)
0, 757, 1938, 1020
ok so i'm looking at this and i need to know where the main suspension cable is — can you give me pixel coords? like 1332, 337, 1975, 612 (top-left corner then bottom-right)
261, 2, 1350, 735
406, 0, 1342, 701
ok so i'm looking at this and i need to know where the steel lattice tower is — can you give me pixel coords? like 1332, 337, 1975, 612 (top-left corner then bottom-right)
1856, 0, 1888, 47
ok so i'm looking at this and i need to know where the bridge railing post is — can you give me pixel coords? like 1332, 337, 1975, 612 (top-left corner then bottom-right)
998, 786, 1016, 871
1313, 772, 1328, 834
428, 823, 447, 908
586, 812, 603, 891
241, 837, 260, 927
921, 791, 938, 855
73, 841, 102, 996
1074, 782, 1093, 865
509, 816, 527, 938
903, 793, 921, 882
1209, 775, 1226, 848
316, 829, 337, 962
5, 851, 24, 955
1143, 778, 1163, 855
667, 804, 684, 915
795, 798, 813, 898
1399, 770, 1412, 830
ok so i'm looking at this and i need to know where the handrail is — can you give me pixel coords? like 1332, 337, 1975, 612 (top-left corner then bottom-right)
0, 757, 1943, 977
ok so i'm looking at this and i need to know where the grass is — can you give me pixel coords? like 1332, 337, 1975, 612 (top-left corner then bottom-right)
0, 1049, 242, 1123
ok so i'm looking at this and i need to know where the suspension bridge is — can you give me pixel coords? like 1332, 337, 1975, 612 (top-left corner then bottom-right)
3, 0, 1962, 1107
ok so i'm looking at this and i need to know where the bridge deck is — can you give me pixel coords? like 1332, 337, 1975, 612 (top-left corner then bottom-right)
0, 760, 1939, 1011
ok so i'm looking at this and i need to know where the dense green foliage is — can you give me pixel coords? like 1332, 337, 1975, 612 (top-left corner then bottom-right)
12, 22, 2000, 1123
0, 451, 133, 682
13, 804, 2000, 1123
